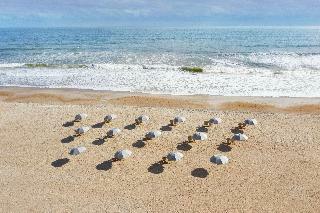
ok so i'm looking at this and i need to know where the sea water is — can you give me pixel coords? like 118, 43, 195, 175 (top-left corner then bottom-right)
0, 27, 320, 97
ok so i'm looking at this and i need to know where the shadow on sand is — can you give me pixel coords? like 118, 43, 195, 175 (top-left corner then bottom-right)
96, 159, 115, 171
124, 123, 136, 130
177, 141, 192, 151
92, 137, 106, 146
217, 143, 232, 152
51, 158, 70, 167
92, 121, 105, 129
148, 161, 165, 174
61, 135, 76, 144
160, 124, 172, 132
191, 168, 209, 178
132, 139, 146, 148
63, 120, 75, 127
230, 126, 244, 134
196, 126, 208, 133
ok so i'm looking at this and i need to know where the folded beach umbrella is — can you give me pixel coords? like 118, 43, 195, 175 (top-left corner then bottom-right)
145, 130, 161, 140
174, 116, 186, 124
244, 118, 258, 125
209, 117, 222, 125
69, 146, 86, 155
167, 151, 184, 162
135, 115, 150, 124
192, 132, 208, 141
211, 154, 229, 165
104, 114, 117, 123
232, 133, 248, 141
75, 126, 91, 135
114, 149, 132, 160
74, 113, 88, 122
107, 128, 121, 137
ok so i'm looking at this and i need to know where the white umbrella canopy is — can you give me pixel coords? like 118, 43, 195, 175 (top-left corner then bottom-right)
104, 114, 117, 122
233, 133, 248, 141
174, 116, 186, 124
107, 128, 121, 137
211, 154, 229, 165
74, 113, 88, 122
69, 146, 86, 155
75, 126, 91, 135
192, 132, 208, 141
167, 151, 184, 161
114, 149, 132, 160
145, 130, 162, 140
245, 118, 258, 125
136, 115, 150, 124
209, 117, 222, 125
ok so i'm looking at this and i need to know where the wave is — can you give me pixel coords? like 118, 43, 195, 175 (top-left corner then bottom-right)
24, 63, 90, 69
1, 52, 320, 74
0, 63, 91, 69
0, 60, 319, 97
1, 51, 320, 69
1, 51, 320, 66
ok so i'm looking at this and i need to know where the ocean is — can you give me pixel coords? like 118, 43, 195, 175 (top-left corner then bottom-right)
0, 27, 320, 97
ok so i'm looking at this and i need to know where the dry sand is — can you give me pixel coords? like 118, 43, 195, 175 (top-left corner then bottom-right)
0, 87, 320, 212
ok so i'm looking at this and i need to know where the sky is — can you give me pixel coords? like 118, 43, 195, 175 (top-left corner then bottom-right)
0, 0, 320, 27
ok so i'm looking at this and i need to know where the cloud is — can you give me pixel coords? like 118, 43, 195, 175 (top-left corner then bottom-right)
0, 0, 319, 26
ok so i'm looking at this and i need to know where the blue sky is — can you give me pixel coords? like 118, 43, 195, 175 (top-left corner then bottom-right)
0, 0, 320, 27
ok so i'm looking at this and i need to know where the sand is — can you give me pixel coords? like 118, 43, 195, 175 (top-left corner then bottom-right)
0, 87, 320, 212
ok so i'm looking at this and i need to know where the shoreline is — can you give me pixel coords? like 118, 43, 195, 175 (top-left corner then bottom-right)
1, 86, 319, 113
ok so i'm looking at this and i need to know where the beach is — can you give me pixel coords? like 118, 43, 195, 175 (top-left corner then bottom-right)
1, 87, 320, 212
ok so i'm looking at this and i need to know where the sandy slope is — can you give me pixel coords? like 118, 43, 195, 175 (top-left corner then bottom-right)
0, 88, 320, 212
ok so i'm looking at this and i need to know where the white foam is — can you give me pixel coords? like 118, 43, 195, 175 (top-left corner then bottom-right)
0, 63, 24, 68
0, 62, 319, 97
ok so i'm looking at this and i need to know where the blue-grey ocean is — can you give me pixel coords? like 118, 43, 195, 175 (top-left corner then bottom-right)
0, 27, 320, 97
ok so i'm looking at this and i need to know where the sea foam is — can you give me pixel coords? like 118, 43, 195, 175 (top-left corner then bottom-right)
0, 62, 319, 97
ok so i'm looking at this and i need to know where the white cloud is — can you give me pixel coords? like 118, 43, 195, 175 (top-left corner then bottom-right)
0, 0, 320, 26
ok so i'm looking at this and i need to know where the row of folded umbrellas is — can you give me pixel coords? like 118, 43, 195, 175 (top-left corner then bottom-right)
67, 113, 257, 165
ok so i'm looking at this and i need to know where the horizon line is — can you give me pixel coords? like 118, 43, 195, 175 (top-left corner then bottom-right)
1, 25, 320, 29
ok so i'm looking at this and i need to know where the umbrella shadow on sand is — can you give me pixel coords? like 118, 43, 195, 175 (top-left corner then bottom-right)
230, 125, 244, 134
92, 137, 106, 146
132, 139, 146, 148
148, 161, 165, 174
191, 168, 209, 178
124, 123, 136, 130
51, 158, 70, 167
148, 156, 171, 175
96, 158, 117, 171
92, 121, 105, 129
61, 135, 79, 144
160, 124, 173, 132
63, 120, 75, 127
217, 142, 232, 152
196, 126, 208, 133
177, 141, 192, 151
